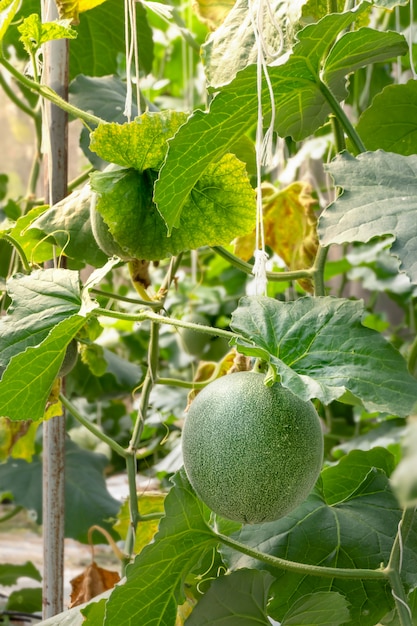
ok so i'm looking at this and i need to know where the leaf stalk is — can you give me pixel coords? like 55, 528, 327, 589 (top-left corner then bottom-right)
216, 532, 387, 580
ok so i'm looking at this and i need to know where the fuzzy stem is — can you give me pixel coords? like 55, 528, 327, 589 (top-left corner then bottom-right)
1, 234, 31, 272
212, 246, 313, 282
311, 246, 329, 297
0, 56, 104, 127
95, 307, 238, 340
217, 532, 387, 580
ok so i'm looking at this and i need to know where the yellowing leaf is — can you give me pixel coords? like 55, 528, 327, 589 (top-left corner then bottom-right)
114, 492, 166, 555
56, 0, 108, 22
192, 0, 235, 30
234, 181, 319, 292
0, 418, 38, 462
69, 561, 120, 608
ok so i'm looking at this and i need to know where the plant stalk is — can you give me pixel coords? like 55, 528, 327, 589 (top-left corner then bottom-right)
217, 532, 387, 580
0, 55, 105, 127
318, 79, 366, 155
212, 246, 313, 282
311, 245, 329, 297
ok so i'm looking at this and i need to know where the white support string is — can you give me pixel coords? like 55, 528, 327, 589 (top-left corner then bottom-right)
124, 0, 141, 120
249, 0, 283, 295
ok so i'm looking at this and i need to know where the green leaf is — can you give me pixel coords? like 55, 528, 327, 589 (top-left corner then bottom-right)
223, 448, 417, 626
185, 569, 275, 625
281, 591, 351, 626
155, 7, 407, 230
319, 151, 417, 284
355, 80, 417, 155
6, 204, 56, 264
6, 586, 43, 613
323, 28, 407, 99
0, 441, 120, 542
202, 0, 301, 87
230, 295, 417, 416
0, 315, 86, 421
102, 469, 218, 626
69, 0, 153, 80
0, 264, 110, 421
90, 111, 188, 171
28, 186, 108, 268
0, 269, 82, 366
0, 0, 22, 42
91, 155, 255, 259
18, 14, 77, 54
0, 562, 42, 586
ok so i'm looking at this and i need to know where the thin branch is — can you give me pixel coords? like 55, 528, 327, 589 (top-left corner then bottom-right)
217, 532, 387, 580
0, 56, 105, 127
318, 79, 366, 155
60, 393, 128, 459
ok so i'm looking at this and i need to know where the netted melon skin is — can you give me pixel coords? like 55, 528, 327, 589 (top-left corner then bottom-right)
182, 371, 323, 524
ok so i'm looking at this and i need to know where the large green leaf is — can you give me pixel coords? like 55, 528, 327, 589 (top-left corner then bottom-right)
90, 157, 256, 260
185, 569, 275, 625
99, 469, 218, 626
0, 265, 113, 421
318, 151, 417, 284
223, 448, 417, 626
0, 315, 85, 421
230, 295, 417, 416
90, 111, 188, 171
69, 0, 153, 79
154, 8, 407, 230
0, 269, 82, 366
0, 441, 120, 543
202, 0, 302, 87
355, 80, 417, 155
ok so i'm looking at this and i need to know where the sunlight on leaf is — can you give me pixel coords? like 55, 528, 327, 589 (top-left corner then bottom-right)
90, 111, 189, 172
192, 0, 235, 30
91, 154, 255, 259
156, 6, 407, 230
202, 0, 303, 86
56, 0, 108, 22
18, 14, 77, 54
0, 418, 37, 462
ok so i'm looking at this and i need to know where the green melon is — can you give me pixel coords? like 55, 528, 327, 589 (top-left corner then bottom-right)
90, 192, 133, 261
182, 371, 323, 524
58, 339, 78, 377
178, 313, 211, 358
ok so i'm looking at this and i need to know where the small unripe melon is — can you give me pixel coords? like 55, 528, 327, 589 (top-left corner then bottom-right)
178, 313, 210, 357
182, 371, 323, 524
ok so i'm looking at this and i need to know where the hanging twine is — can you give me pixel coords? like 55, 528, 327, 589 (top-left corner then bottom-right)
124, 0, 141, 120
249, 0, 283, 295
